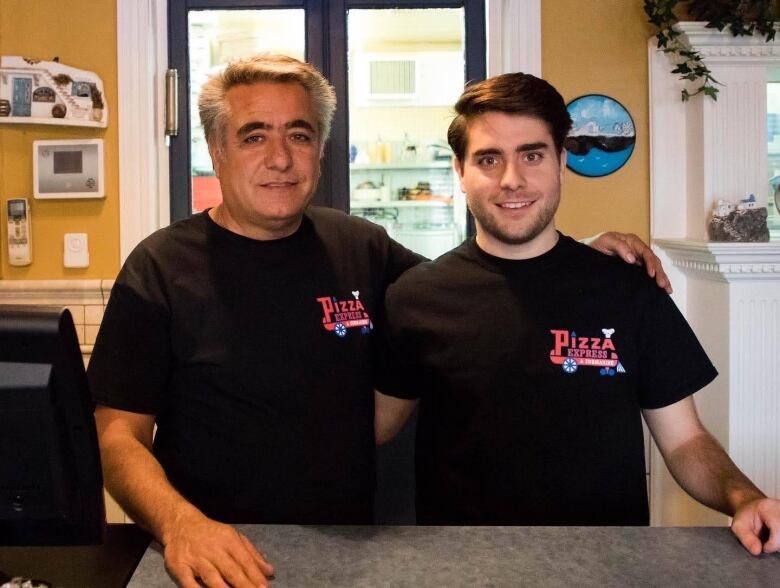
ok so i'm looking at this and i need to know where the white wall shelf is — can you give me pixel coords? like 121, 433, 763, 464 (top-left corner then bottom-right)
0, 116, 106, 128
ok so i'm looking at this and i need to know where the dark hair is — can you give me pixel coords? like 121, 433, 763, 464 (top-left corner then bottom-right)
447, 72, 572, 162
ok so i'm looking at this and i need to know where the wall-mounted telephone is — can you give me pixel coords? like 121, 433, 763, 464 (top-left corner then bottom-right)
7, 198, 32, 266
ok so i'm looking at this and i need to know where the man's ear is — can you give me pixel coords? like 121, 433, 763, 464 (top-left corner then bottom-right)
208, 142, 222, 178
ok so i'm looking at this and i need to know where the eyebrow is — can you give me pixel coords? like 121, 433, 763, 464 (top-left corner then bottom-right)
470, 142, 551, 159
236, 119, 317, 137
515, 141, 550, 152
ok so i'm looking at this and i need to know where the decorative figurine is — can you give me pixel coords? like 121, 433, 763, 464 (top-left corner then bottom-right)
708, 195, 769, 242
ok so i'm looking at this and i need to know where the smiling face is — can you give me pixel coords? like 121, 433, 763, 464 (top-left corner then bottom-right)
209, 82, 321, 240
455, 112, 566, 259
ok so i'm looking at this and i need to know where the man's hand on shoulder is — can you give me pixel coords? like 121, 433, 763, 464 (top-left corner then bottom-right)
163, 508, 274, 588
731, 496, 780, 556
587, 231, 672, 294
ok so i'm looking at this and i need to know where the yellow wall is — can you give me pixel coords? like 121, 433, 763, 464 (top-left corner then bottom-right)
543, 0, 653, 242
0, 0, 656, 279
0, 0, 119, 279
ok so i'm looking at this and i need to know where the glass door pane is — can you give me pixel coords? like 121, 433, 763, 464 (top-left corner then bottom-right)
347, 8, 466, 259
188, 9, 305, 214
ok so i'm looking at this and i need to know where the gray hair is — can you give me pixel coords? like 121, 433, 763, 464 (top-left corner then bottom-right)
198, 54, 337, 155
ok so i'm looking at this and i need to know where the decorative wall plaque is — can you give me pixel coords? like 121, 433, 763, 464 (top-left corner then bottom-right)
564, 94, 635, 178
0, 56, 107, 128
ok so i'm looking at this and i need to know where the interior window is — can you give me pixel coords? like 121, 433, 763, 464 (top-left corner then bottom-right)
767, 82, 780, 239
188, 9, 305, 214
346, 8, 467, 259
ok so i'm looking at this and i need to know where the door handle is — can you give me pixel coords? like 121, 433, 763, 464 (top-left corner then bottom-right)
165, 69, 179, 137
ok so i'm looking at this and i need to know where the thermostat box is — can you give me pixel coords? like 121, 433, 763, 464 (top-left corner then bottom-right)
33, 139, 104, 199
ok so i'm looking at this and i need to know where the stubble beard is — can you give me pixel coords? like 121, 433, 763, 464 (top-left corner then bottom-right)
469, 190, 560, 246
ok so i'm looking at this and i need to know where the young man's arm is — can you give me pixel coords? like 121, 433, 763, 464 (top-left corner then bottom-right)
587, 231, 672, 293
375, 391, 418, 444
95, 405, 274, 588
643, 396, 780, 555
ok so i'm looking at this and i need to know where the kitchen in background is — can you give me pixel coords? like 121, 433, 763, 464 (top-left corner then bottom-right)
183, 7, 470, 258
347, 8, 467, 259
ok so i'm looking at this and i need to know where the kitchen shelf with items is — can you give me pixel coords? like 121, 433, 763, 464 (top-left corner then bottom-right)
351, 199, 452, 209
348, 138, 464, 259
350, 160, 453, 171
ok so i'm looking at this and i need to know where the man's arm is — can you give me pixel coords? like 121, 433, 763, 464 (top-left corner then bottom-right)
375, 391, 418, 444
95, 405, 274, 587
587, 232, 672, 293
643, 396, 780, 555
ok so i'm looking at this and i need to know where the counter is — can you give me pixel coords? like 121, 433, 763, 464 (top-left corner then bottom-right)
129, 525, 779, 587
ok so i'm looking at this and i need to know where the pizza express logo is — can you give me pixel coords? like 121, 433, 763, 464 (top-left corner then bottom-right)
549, 328, 626, 376
316, 291, 372, 338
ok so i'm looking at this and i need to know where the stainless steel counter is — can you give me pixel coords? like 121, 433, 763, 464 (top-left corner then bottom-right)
128, 525, 779, 587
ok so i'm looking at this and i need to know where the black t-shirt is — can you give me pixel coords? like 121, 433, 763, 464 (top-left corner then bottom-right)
88, 206, 422, 524
378, 234, 717, 526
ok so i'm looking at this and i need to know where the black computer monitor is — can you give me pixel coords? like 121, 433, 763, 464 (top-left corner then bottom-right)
0, 306, 105, 545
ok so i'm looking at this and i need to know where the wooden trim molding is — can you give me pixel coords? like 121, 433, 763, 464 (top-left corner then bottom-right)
0, 279, 106, 303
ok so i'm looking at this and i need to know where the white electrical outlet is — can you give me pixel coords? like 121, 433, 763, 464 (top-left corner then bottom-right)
64, 233, 89, 268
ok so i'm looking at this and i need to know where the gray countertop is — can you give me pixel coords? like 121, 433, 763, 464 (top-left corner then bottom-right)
128, 525, 779, 587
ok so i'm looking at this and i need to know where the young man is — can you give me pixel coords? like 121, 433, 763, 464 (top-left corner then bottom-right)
376, 72, 780, 555
89, 56, 672, 588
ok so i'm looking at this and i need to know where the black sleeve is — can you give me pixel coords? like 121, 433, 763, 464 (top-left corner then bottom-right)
381, 235, 426, 290
371, 235, 425, 396
635, 280, 718, 409
87, 262, 172, 415
374, 278, 423, 400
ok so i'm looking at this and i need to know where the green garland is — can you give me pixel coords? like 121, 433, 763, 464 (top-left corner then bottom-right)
644, 0, 778, 101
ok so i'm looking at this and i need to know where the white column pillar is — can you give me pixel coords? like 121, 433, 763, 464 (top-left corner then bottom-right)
653, 241, 780, 525
697, 66, 768, 237
649, 24, 780, 525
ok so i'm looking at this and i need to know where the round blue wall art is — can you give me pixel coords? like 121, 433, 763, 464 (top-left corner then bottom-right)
565, 94, 635, 178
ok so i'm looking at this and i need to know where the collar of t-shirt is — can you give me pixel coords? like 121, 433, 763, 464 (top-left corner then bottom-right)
201, 208, 315, 251
467, 231, 575, 275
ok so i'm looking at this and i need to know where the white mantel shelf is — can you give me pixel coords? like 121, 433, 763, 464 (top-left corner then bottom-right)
655, 239, 780, 282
